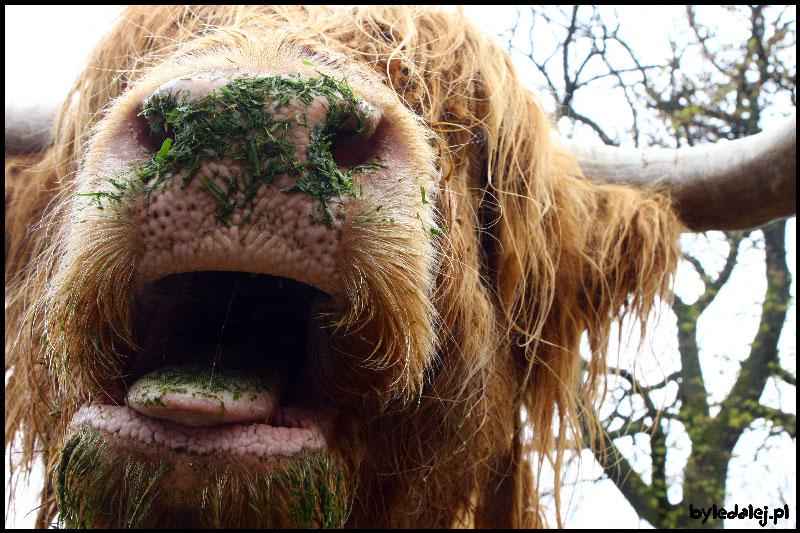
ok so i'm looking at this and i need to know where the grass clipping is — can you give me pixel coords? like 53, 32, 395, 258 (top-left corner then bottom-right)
82, 71, 387, 227
56, 428, 350, 528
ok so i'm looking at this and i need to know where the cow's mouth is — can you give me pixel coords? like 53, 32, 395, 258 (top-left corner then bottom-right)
64, 69, 430, 469
71, 271, 339, 461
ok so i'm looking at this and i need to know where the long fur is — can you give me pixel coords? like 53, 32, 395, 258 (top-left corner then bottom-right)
5, 6, 682, 528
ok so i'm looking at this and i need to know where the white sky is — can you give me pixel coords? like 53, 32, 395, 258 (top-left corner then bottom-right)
5, 5, 796, 529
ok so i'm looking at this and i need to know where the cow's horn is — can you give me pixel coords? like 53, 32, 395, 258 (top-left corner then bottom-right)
5, 101, 59, 155
560, 112, 796, 231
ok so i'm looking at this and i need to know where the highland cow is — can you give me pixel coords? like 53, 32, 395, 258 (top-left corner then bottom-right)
5, 5, 795, 528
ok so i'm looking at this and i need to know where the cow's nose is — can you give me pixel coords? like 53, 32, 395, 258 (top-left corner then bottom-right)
133, 72, 384, 177
111, 71, 388, 293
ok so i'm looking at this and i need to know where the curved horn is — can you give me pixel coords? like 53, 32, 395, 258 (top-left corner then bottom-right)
560, 113, 796, 231
5, 101, 59, 155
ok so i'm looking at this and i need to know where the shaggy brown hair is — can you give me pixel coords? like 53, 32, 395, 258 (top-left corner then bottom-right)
5, 5, 682, 528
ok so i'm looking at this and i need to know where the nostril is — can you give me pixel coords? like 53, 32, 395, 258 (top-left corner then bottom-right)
138, 94, 179, 156
120, 101, 170, 158
330, 116, 385, 169
330, 134, 375, 168
144, 122, 171, 158
111, 102, 169, 163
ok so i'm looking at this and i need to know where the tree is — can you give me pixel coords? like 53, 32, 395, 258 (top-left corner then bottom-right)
503, 5, 796, 528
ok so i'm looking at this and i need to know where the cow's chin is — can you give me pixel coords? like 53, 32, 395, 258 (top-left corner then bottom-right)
56, 425, 351, 528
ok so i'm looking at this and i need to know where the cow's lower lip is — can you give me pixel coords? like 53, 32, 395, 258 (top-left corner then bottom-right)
70, 402, 336, 459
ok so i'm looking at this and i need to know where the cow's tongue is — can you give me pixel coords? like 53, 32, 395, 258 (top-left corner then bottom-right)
126, 363, 280, 427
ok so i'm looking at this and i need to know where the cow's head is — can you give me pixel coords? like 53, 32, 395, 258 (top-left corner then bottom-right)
5, 6, 795, 528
